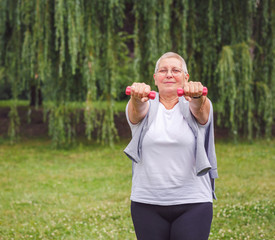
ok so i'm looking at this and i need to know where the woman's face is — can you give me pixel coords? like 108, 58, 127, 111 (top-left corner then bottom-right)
153, 57, 189, 96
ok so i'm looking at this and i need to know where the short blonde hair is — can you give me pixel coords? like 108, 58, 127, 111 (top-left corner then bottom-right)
154, 52, 188, 74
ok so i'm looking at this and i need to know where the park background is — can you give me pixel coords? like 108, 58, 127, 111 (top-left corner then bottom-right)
0, 0, 274, 239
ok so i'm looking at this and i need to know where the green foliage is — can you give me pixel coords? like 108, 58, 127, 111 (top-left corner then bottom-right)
47, 103, 80, 148
0, 0, 133, 147
216, 43, 254, 141
7, 102, 20, 143
216, 46, 236, 129
0, 0, 274, 145
84, 90, 97, 141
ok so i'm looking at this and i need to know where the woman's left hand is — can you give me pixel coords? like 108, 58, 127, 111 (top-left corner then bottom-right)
182, 81, 204, 101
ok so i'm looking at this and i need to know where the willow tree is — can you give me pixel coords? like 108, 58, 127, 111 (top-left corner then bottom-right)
0, 0, 274, 145
133, 0, 274, 140
0, 0, 131, 146
213, 0, 274, 140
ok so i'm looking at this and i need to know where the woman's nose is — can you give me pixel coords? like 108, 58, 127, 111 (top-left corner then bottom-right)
166, 70, 173, 77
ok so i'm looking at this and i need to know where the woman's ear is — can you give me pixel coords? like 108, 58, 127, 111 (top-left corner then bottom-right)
185, 73, 190, 81
153, 73, 158, 86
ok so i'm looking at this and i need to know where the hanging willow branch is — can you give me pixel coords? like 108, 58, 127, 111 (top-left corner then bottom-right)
134, 0, 158, 86
98, 0, 121, 146
216, 42, 254, 140
234, 43, 253, 140
215, 45, 237, 134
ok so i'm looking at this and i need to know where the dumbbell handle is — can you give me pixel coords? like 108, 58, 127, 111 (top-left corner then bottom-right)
177, 87, 208, 97
125, 86, 156, 100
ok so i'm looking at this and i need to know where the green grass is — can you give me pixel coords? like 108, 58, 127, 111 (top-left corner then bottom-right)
0, 138, 274, 239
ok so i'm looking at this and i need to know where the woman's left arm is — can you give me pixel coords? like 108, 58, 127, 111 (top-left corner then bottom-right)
182, 81, 210, 125
189, 96, 210, 125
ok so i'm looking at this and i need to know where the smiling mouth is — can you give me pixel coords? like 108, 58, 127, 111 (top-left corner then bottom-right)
164, 82, 176, 84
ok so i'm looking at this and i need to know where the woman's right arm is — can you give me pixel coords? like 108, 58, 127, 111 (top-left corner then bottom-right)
128, 83, 151, 124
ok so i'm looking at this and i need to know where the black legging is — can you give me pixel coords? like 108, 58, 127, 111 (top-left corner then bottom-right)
131, 201, 213, 240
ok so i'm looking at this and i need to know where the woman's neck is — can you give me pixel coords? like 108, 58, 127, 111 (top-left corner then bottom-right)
159, 95, 179, 110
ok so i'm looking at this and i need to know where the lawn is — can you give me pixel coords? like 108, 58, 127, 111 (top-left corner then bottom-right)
0, 138, 274, 239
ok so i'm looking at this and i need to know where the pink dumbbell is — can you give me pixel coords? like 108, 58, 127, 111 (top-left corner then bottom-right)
177, 87, 208, 97
125, 86, 156, 100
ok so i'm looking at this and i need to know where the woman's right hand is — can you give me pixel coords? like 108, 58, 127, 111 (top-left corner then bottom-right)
128, 83, 151, 124
130, 82, 152, 103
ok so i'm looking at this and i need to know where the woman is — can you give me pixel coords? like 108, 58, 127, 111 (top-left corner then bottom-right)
124, 52, 218, 240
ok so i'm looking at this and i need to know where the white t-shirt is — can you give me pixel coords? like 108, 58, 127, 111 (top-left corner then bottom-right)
127, 101, 212, 205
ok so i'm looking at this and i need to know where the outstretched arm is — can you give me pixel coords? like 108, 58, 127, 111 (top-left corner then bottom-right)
128, 83, 151, 124
189, 96, 210, 125
182, 81, 210, 125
